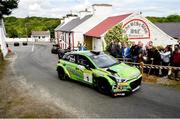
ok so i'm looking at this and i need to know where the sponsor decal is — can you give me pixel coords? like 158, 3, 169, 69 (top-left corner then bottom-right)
123, 19, 150, 39
84, 73, 93, 83
67, 66, 82, 78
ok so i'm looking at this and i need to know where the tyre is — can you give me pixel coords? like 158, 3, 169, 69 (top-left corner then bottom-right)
14, 42, 20, 46
22, 42, 28, 46
96, 79, 112, 95
57, 67, 68, 80
51, 48, 57, 54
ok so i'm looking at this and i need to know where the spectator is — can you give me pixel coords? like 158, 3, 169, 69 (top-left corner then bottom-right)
146, 41, 154, 64
152, 47, 161, 76
174, 44, 179, 51
77, 41, 82, 51
122, 42, 131, 60
160, 46, 171, 77
131, 42, 139, 63
82, 43, 88, 51
109, 40, 117, 57
171, 48, 180, 79
137, 42, 144, 63
115, 41, 122, 58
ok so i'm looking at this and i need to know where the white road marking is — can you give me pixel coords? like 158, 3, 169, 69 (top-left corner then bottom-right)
32, 43, 35, 52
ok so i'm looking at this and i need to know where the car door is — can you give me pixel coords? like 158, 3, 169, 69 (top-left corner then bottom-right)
76, 55, 94, 85
63, 54, 79, 80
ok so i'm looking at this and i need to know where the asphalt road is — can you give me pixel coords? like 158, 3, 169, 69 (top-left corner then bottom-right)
10, 43, 180, 118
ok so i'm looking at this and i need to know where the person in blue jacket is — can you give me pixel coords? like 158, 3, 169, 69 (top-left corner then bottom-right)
122, 43, 131, 60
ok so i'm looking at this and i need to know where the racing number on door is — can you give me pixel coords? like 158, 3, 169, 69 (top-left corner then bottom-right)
83, 73, 93, 83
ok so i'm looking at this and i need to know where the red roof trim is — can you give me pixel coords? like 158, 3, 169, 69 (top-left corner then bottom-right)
85, 13, 132, 37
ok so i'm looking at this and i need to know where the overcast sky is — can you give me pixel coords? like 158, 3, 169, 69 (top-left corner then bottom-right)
11, 0, 180, 18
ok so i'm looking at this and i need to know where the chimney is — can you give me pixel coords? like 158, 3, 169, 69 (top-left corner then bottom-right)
92, 4, 112, 16
79, 8, 92, 18
60, 17, 65, 24
63, 14, 78, 23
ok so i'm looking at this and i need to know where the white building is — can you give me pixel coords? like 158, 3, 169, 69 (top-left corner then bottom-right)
72, 4, 112, 49
31, 31, 50, 42
55, 14, 92, 49
84, 12, 178, 51
54, 14, 78, 46
0, 19, 8, 57
54, 4, 112, 49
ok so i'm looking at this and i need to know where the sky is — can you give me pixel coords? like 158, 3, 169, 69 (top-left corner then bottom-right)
10, 0, 180, 18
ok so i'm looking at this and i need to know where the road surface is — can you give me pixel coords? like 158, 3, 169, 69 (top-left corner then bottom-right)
10, 43, 180, 118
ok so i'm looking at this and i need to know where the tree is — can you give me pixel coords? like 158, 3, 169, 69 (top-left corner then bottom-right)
104, 23, 128, 48
146, 14, 180, 23
4, 16, 60, 38
0, 0, 19, 18
7, 27, 18, 37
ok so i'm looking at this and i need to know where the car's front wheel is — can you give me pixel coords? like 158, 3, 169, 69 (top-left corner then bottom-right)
96, 79, 112, 95
57, 67, 67, 80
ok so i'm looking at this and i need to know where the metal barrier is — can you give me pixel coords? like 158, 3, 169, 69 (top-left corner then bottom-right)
116, 58, 180, 70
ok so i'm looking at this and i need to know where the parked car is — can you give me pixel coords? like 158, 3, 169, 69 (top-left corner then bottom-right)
51, 44, 59, 54
56, 51, 142, 97
14, 42, 20, 46
57, 47, 78, 59
57, 48, 71, 59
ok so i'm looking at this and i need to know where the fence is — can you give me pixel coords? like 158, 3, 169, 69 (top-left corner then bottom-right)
116, 58, 180, 78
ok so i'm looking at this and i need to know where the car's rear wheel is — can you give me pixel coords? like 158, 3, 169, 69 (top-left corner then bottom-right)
97, 79, 112, 95
57, 67, 67, 80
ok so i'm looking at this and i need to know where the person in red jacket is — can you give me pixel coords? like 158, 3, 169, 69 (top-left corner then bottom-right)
171, 48, 180, 80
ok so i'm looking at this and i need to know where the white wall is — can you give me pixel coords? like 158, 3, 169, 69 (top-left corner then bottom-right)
31, 35, 50, 42
74, 32, 84, 48
92, 5, 112, 16
6, 38, 34, 42
0, 27, 8, 57
92, 37, 102, 51
122, 13, 178, 47
0, 19, 8, 57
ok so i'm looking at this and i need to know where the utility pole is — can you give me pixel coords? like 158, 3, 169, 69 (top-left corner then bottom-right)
25, 23, 28, 42
25, 16, 30, 43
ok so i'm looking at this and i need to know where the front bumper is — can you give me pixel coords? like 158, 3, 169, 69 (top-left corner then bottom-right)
112, 76, 142, 96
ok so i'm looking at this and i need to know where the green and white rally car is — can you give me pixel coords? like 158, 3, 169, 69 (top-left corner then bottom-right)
56, 51, 142, 96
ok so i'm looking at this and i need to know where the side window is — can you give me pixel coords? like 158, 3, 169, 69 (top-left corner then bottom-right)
77, 55, 95, 69
64, 54, 76, 63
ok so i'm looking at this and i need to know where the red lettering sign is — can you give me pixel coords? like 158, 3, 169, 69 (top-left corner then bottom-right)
123, 19, 150, 39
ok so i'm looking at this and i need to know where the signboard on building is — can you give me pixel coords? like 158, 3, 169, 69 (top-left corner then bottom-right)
123, 19, 150, 39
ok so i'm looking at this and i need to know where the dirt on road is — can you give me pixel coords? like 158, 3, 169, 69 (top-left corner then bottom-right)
143, 74, 180, 88
0, 54, 75, 118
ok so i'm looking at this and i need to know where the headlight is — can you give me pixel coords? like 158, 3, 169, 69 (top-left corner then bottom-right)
108, 75, 128, 83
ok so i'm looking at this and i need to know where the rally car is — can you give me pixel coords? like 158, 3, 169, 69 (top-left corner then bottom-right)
56, 51, 142, 97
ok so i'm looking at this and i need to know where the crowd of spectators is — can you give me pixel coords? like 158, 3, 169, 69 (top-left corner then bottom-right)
107, 40, 180, 78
